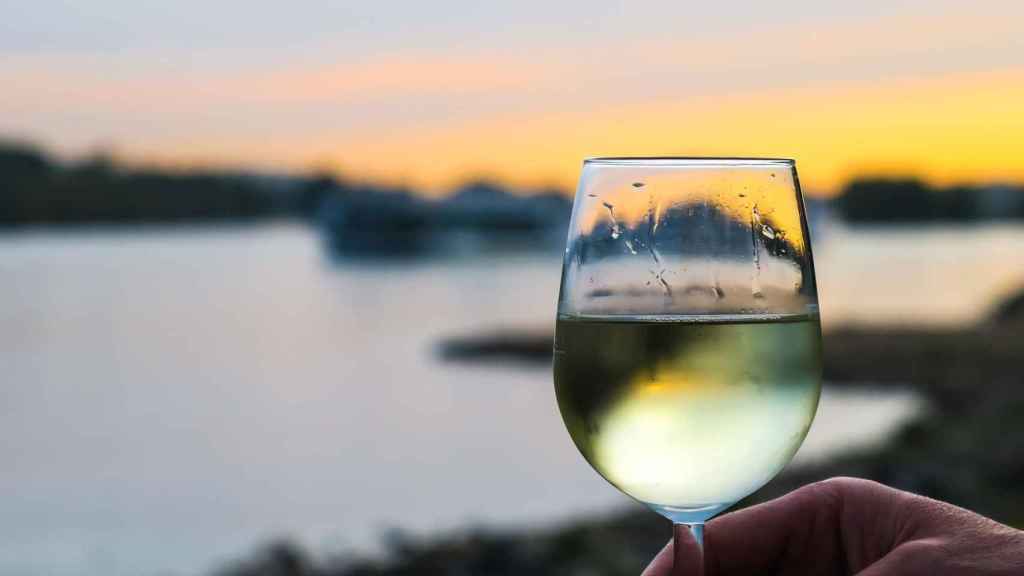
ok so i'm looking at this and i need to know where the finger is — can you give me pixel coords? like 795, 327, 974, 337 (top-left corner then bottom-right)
706, 477, 906, 575
705, 480, 845, 575
854, 539, 944, 576
641, 488, 831, 576
642, 478, 904, 575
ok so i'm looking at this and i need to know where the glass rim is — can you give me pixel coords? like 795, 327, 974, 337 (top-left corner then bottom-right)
584, 156, 795, 167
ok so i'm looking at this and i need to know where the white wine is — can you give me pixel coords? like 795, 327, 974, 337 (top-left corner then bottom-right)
553, 314, 821, 518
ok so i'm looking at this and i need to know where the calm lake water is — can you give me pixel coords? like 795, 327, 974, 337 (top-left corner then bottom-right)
3, 222, 1024, 576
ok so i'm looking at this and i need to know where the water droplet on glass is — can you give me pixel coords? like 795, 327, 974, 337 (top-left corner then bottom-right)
750, 204, 763, 301
646, 195, 663, 267
761, 224, 776, 239
658, 274, 672, 297
648, 268, 672, 297
738, 193, 746, 198
603, 202, 623, 239
624, 239, 637, 255
587, 193, 597, 197
632, 182, 645, 188
770, 173, 776, 178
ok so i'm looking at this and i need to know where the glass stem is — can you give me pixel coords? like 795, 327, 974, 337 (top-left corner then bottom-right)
672, 522, 704, 575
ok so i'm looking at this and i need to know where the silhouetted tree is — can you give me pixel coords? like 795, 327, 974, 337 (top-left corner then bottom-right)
834, 178, 935, 222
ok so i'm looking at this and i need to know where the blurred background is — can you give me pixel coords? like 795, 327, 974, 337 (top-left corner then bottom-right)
2, 1, 1023, 575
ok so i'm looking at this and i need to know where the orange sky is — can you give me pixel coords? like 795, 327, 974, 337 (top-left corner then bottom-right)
2, 2, 1022, 196
320, 67, 1024, 196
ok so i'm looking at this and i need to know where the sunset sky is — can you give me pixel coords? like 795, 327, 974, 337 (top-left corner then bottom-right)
2, 0, 1023, 195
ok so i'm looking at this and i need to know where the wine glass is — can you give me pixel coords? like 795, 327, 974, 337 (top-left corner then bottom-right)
553, 157, 821, 572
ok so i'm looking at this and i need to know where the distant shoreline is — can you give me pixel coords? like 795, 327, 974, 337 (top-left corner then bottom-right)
4, 141, 1024, 231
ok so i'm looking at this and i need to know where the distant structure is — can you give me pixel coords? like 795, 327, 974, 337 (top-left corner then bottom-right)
976, 185, 1024, 220
317, 180, 572, 258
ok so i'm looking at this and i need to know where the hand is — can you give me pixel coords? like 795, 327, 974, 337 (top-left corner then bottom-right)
642, 477, 1024, 575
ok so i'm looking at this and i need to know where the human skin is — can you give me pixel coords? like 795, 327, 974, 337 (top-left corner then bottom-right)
642, 477, 1024, 576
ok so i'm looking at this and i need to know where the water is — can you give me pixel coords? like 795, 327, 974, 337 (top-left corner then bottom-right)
815, 223, 1024, 326
2, 222, 1022, 575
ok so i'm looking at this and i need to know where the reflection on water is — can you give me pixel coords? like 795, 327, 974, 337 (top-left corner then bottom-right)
816, 224, 1024, 326
1, 223, 1022, 576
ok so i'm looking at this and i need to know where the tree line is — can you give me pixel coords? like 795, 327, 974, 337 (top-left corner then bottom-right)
2, 141, 1022, 226
833, 178, 1024, 223
0, 141, 316, 226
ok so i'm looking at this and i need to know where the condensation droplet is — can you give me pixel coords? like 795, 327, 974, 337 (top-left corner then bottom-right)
632, 182, 645, 188
761, 224, 776, 239
750, 204, 763, 301
646, 194, 663, 267
587, 193, 597, 197
658, 275, 672, 297
648, 268, 672, 297
603, 202, 623, 239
